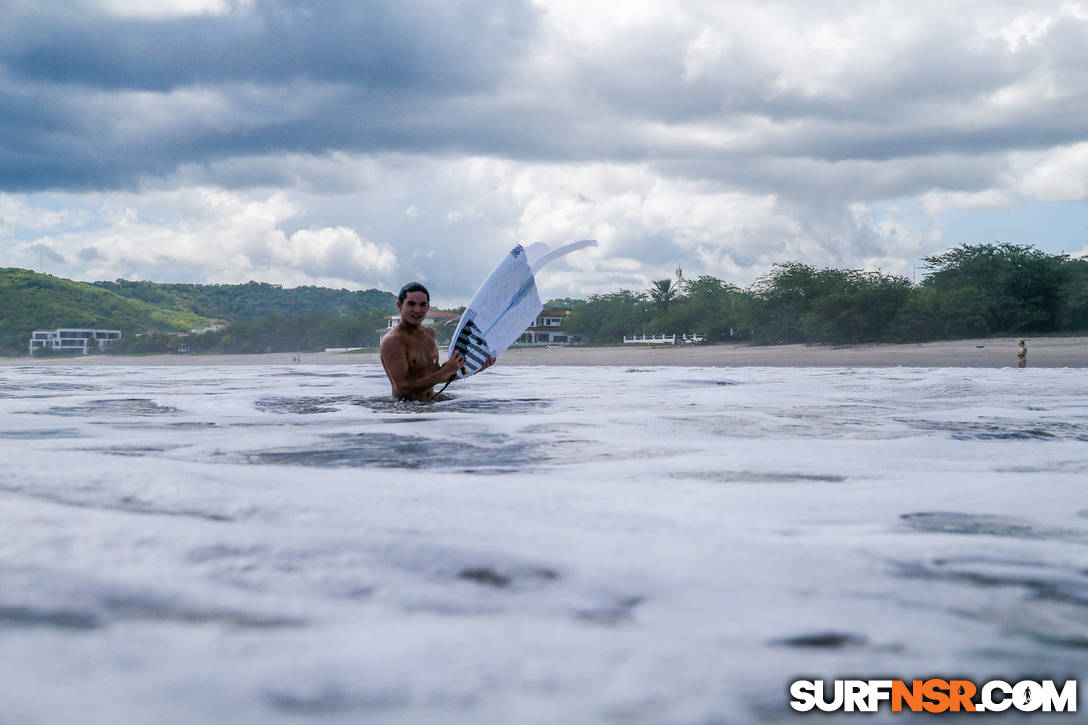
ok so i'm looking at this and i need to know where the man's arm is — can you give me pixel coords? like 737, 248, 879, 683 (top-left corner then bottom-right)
380, 333, 464, 398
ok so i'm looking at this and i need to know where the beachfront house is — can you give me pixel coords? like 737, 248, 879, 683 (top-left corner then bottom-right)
381, 310, 462, 332
29, 328, 122, 355
190, 321, 229, 335
377, 308, 575, 346
377, 310, 461, 345
515, 309, 571, 345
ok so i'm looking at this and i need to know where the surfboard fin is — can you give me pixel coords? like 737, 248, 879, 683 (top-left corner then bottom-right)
527, 239, 597, 275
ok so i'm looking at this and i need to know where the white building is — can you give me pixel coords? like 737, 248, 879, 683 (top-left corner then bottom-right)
377, 310, 461, 341
190, 321, 229, 335
377, 308, 575, 346
30, 328, 122, 355
515, 309, 571, 345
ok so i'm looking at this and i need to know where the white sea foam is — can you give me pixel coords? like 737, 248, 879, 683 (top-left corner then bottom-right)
1, 364, 1086, 724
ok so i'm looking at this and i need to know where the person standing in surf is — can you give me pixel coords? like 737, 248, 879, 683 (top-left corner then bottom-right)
1017, 340, 1027, 368
380, 282, 492, 401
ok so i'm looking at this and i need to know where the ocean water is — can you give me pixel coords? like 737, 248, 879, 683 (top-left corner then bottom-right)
1, 364, 1086, 724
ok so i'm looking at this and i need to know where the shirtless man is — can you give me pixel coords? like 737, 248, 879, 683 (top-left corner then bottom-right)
380, 282, 492, 401
1017, 340, 1027, 368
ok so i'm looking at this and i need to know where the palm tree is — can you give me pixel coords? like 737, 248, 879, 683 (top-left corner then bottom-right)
649, 278, 677, 313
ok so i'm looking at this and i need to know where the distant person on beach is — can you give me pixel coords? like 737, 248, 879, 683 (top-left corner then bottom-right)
1017, 340, 1027, 368
380, 282, 493, 401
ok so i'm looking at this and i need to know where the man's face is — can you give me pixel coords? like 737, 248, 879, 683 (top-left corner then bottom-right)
398, 291, 430, 326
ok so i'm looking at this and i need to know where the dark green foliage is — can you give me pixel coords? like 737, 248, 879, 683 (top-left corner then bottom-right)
4, 244, 1086, 354
560, 244, 1088, 345
648, 276, 746, 341
108, 309, 390, 355
747, 264, 912, 344
108, 332, 182, 355
543, 298, 585, 311
92, 279, 395, 320
188, 309, 389, 353
887, 286, 947, 340
1057, 257, 1088, 330
748, 263, 822, 343
648, 279, 679, 314
564, 290, 649, 343
0, 268, 212, 355
920, 244, 1066, 335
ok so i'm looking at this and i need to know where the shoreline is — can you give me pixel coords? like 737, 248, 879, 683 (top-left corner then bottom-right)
2, 336, 1084, 367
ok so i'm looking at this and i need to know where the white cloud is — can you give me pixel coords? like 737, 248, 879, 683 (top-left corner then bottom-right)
1015, 142, 1088, 202
987, 11, 1057, 51
89, 0, 252, 19
0, 194, 89, 236
920, 189, 1017, 218
6, 188, 396, 289
283, 227, 396, 281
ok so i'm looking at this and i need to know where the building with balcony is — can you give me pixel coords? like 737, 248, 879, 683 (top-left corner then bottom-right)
29, 328, 122, 354
515, 309, 571, 345
377, 308, 575, 347
190, 321, 229, 335
381, 310, 461, 332
378, 310, 461, 338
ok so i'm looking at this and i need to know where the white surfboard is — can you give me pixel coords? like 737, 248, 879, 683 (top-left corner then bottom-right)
447, 239, 597, 379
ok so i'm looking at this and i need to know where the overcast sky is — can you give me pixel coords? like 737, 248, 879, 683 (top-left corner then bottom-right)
2, 0, 1087, 303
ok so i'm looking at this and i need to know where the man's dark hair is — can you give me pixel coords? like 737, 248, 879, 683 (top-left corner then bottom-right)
398, 282, 430, 304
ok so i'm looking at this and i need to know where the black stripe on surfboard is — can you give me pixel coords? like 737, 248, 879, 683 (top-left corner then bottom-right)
454, 333, 487, 353
456, 336, 486, 351
454, 328, 487, 348
457, 333, 488, 350
457, 346, 488, 366
455, 325, 488, 355
458, 320, 484, 339
452, 318, 490, 371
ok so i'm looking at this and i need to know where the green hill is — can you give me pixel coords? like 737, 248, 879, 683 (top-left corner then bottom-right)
0, 268, 396, 356
92, 279, 396, 320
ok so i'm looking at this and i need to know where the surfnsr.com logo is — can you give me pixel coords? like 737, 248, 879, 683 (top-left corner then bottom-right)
789, 679, 1077, 713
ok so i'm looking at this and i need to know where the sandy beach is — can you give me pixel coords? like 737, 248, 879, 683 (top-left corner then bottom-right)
3, 335, 1085, 367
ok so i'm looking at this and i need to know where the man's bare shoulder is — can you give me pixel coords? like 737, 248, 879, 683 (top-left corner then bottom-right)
380, 327, 408, 354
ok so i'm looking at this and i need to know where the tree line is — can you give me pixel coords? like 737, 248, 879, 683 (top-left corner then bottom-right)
92, 279, 394, 320
562, 244, 1088, 344
105, 310, 390, 355
1, 268, 212, 356
10, 243, 1088, 355
1, 268, 397, 355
